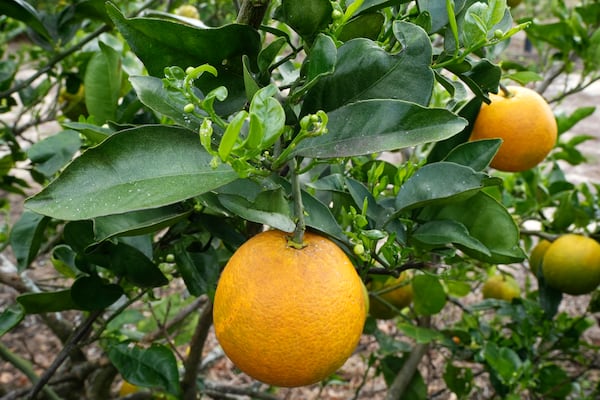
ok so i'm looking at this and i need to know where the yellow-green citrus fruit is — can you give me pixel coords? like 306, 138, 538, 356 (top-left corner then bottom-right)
507, 0, 523, 7
542, 234, 600, 295
482, 274, 521, 301
175, 5, 199, 19
119, 380, 139, 397
529, 239, 552, 276
213, 230, 367, 387
367, 272, 413, 319
469, 86, 557, 172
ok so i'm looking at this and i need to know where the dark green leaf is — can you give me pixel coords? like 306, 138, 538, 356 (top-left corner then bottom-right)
61, 121, 113, 145
274, 0, 332, 42
107, 342, 181, 397
412, 274, 446, 315
443, 363, 474, 398
538, 364, 573, 399
395, 162, 494, 212
84, 41, 122, 124
216, 179, 295, 232
481, 342, 522, 385
0, 304, 24, 336
412, 220, 490, 256
129, 75, 204, 131
0, 59, 17, 92
427, 96, 482, 163
294, 100, 467, 158
302, 21, 434, 114
99, 242, 168, 288
421, 191, 525, 264
51, 245, 79, 278
306, 34, 337, 82
26, 130, 82, 177
174, 248, 221, 299
338, 13, 385, 41
17, 290, 81, 314
107, 4, 260, 77
94, 204, 192, 242
0, 0, 52, 41
25, 125, 238, 220
443, 138, 502, 171
71, 275, 124, 310
9, 211, 49, 271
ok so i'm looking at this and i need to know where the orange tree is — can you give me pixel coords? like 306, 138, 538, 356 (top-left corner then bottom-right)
1, 0, 600, 399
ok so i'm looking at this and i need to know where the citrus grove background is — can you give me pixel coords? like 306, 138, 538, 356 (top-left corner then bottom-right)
1, 0, 600, 399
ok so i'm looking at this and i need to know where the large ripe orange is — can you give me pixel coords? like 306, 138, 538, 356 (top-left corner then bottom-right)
542, 234, 600, 295
469, 86, 557, 172
212, 229, 367, 387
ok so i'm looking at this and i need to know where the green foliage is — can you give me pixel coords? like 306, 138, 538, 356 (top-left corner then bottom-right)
1, 0, 600, 399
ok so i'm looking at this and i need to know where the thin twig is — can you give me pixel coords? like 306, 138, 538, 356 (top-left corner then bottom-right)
141, 296, 206, 344
25, 310, 102, 399
0, 343, 62, 400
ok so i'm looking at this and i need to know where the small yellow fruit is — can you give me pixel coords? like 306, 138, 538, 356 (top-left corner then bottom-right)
175, 5, 199, 19
542, 234, 600, 295
213, 230, 367, 387
119, 380, 139, 397
529, 239, 551, 276
367, 272, 413, 319
482, 274, 520, 301
469, 86, 557, 172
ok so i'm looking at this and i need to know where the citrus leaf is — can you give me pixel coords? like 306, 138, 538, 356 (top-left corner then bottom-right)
25, 125, 238, 220
412, 220, 490, 256
443, 138, 502, 171
70, 275, 124, 310
93, 204, 192, 242
481, 342, 522, 386
338, 13, 385, 41
89, 242, 168, 288
216, 179, 295, 232
26, 130, 82, 177
293, 100, 467, 158
394, 162, 496, 213
421, 191, 525, 264
107, 3, 259, 115
412, 274, 446, 315
398, 323, 445, 343
174, 248, 221, 299
0, 0, 52, 41
302, 21, 433, 114
17, 290, 81, 314
0, 305, 24, 336
107, 342, 181, 397
84, 41, 122, 124
130, 75, 204, 131
8, 211, 49, 272
106, 4, 260, 77
273, 0, 332, 42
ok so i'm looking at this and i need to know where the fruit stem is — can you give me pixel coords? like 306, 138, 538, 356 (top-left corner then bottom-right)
289, 158, 307, 249
499, 82, 513, 97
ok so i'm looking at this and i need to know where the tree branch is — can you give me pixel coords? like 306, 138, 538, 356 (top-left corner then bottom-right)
236, 0, 271, 29
385, 317, 431, 400
181, 301, 214, 400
